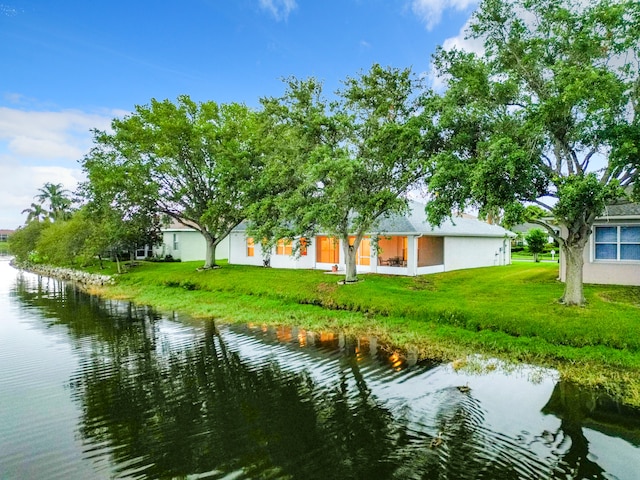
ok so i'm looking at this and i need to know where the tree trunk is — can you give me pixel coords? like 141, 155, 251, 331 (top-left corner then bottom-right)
342, 235, 362, 283
203, 232, 218, 269
114, 252, 122, 274
561, 242, 586, 305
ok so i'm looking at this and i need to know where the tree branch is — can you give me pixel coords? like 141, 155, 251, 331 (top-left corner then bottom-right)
533, 199, 554, 211
528, 218, 563, 245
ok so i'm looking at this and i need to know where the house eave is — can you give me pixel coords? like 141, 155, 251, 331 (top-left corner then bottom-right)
594, 215, 640, 221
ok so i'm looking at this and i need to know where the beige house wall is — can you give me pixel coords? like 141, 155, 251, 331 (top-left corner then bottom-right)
559, 221, 640, 286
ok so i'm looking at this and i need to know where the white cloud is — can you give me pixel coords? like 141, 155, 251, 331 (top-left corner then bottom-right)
0, 4, 20, 17
0, 162, 85, 229
410, 0, 479, 31
440, 20, 484, 55
259, 0, 297, 21
0, 105, 118, 229
0, 107, 114, 160
426, 18, 485, 91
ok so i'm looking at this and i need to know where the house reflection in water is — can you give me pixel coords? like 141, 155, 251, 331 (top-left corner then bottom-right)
244, 323, 419, 372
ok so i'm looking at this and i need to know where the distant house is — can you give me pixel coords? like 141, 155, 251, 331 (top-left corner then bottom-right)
0, 229, 14, 242
559, 201, 640, 286
228, 202, 515, 276
154, 219, 229, 261
510, 223, 559, 246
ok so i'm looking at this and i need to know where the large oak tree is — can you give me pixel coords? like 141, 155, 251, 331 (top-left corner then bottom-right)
81, 95, 263, 269
426, 0, 640, 305
250, 64, 437, 282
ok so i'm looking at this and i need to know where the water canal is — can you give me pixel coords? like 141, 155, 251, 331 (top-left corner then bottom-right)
1, 259, 640, 479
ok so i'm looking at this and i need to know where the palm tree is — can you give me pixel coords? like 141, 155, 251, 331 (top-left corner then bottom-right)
35, 182, 73, 221
21, 202, 48, 223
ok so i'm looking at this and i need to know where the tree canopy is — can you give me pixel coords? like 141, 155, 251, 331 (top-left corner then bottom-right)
525, 228, 548, 263
249, 64, 437, 281
425, 0, 640, 304
81, 95, 264, 269
21, 182, 73, 223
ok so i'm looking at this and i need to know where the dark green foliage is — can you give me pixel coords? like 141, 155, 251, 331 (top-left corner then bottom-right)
525, 229, 548, 262
425, 0, 640, 305
248, 65, 438, 282
8, 221, 50, 263
81, 95, 265, 269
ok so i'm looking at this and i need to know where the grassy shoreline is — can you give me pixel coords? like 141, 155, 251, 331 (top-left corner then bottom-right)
84, 260, 640, 405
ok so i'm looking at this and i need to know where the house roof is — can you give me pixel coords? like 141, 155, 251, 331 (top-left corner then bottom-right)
373, 202, 515, 238
598, 201, 640, 218
0, 229, 15, 235
233, 202, 515, 238
510, 222, 560, 234
161, 218, 200, 230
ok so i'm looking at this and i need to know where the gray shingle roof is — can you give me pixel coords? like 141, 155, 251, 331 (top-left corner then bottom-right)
233, 202, 514, 238
373, 202, 515, 238
599, 202, 640, 218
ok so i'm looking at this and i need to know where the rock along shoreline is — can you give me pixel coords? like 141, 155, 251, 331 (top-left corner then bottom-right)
10, 260, 114, 287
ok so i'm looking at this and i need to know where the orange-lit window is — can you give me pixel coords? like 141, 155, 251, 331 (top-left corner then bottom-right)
246, 237, 255, 257
316, 236, 339, 263
276, 238, 293, 256
378, 236, 408, 267
299, 237, 308, 256
348, 236, 371, 265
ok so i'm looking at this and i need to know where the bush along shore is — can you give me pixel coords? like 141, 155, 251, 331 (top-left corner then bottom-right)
16, 259, 640, 406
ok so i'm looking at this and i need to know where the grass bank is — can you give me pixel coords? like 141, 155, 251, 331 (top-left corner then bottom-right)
88, 260, 640, 405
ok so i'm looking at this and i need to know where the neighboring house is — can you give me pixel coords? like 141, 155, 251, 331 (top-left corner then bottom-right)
0, 229, 14, 242
510, 223, 559, 246
560, 201, 640, 286
154, 219, 230, 261
228, 202, 515, 276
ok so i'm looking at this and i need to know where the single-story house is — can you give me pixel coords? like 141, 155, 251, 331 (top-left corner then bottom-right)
228, 202, 515, 276
559, 201, 640, 286
0, 229, 14, 242
510, 222, 559, 246
154, 219, 229, 261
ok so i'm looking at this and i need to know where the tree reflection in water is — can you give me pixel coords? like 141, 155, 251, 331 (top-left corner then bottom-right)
12, 274, 640, 480
70, 319, 408, 479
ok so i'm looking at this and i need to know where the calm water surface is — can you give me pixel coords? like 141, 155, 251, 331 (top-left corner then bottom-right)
1, 259, 639, 479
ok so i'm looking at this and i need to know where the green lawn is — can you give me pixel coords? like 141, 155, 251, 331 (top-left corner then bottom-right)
89, 260, 640, 404
0, 242, 9, 254
511, 250, 560, 262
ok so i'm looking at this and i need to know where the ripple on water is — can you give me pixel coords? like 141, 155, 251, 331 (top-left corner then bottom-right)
2, 263, 640, 480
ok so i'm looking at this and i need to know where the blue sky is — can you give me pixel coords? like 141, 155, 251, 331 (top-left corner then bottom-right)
0, 0, 480, 229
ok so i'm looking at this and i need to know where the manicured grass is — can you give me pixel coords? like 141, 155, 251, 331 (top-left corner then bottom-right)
511, 251, 559, 262
0, 242, 9, 254
89, 260, 640, 405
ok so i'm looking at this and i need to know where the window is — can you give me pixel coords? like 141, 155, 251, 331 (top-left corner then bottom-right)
316, 236, 339, 264
594, 225, 640, 261
348, 236, 370, 265
378, 236, 408, 267
299, 238, 308, 256
275, 238, 292, 256
246, 237, 255, 257
417, 236, 444, 267
172, 233, 179, 251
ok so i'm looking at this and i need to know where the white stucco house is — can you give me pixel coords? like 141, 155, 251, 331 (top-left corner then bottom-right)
560, 201, 640, 286
227, 202, 515, 276
154, 219, 229, 262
